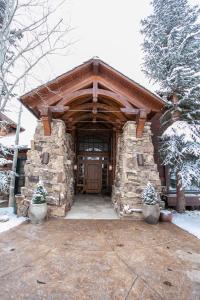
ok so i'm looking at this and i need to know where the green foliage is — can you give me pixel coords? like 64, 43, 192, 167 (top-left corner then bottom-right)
142, 182, 159, 205
32, 181, 48, 204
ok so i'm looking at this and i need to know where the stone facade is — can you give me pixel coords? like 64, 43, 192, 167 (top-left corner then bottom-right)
22, 119, 74, 217
112, 121, 161, 219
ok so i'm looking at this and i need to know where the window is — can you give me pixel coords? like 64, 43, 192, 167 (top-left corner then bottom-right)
15, 158, 26, 194
79, 136, 108, 152
168, 171, 200, 193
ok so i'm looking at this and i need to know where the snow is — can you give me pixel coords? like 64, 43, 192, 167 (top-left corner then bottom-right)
163, 209, 200, 239
0, 131, 30, 148
162, 121, 200, 144
0, 207, 26, 234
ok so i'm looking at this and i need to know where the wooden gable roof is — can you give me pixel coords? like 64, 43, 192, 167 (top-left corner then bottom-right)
20, 58, 164, 136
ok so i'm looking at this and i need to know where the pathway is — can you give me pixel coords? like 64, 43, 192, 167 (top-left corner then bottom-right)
0, 219, 200, 299
65, 194, 119, 219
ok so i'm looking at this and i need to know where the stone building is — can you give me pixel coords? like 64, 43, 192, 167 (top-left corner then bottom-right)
18, 58, 199, 217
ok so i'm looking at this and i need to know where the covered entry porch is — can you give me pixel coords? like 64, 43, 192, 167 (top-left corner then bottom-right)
19, 58, 164, 218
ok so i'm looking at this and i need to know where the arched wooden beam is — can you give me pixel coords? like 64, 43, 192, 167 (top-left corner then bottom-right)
27, 78, 95, 109
59, 88, 133, 109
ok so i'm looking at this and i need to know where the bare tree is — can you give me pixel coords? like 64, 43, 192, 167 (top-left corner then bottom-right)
0, 0, 71, 112
0, 0, 72, 207
8, 103, 22, 207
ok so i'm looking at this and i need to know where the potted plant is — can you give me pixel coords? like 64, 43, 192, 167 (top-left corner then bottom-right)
142, 182, 160, 224
29, 181, 48, 224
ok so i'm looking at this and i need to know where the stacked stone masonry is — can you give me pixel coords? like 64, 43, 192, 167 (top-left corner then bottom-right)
112, 121, 161, 219
21, 119, 74, 217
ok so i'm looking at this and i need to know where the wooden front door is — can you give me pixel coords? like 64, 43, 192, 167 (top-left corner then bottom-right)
85, 161, 102, 193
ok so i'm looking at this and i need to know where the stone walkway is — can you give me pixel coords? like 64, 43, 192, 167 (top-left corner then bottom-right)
65, 194, 119, 219
0, 219, 200, 299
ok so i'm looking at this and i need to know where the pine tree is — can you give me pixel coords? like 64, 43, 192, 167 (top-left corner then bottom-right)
32, 181, 48, 204
142, 182, 159, 205
141, 0, 200, 212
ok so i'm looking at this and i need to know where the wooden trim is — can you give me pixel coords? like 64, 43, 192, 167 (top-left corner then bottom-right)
41, 116, 51, 136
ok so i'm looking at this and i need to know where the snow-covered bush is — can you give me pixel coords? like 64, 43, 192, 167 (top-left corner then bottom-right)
32, 181, 48, 204
0, 142, 13, 194
142, 182, 159, 205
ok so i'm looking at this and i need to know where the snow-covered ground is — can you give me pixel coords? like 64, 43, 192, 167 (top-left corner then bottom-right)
163, 210, 200, 239
172, 210, 200, 239
0, 207, 26, 234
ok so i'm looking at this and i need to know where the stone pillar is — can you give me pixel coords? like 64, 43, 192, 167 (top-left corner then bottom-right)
112, 121, 161, 219
22, 119, 74, 217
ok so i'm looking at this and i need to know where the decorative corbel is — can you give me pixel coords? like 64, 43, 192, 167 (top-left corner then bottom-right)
136, 109, 147, 138
39, 106, 52, 136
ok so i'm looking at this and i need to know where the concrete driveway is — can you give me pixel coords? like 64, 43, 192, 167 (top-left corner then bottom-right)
0, 219, 199, 300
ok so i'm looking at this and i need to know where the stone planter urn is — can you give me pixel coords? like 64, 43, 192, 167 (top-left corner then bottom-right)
142, 203, 160, 225
142, 182, 160, 225
29, 202, 47, 224
29, 181, 48, 224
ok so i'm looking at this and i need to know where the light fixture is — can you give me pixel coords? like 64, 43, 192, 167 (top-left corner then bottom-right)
108, 164, 113, 171
74, 164, 77, 170
137, 154, 144, 166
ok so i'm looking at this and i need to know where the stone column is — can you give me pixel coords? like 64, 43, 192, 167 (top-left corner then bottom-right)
112, 121, 161, 219
22, 119, 74, 217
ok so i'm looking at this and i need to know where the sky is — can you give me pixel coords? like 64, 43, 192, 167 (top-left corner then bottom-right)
3, 0, 199, 147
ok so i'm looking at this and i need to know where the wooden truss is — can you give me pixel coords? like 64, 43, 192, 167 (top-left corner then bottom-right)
20, 58, 164, 137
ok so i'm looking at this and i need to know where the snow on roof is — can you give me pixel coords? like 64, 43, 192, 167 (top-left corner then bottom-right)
0, 112, 25, 131
0, 131, 31, 149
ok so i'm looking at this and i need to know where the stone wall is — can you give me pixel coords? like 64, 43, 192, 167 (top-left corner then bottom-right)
112, 121, 161, 219
21, 119, 74, 217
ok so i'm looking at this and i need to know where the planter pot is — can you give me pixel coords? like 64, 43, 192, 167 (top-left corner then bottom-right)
142, 203, 160, 225
159, 211, 173, 222
29, 202, 47, 224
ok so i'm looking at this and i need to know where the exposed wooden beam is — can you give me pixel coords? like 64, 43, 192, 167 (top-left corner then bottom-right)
121, 108, 139, 114
59, 88, 133, 110
93, 80, 98, 103
66, 103, 127, 121
136, 109, 147, 138
50, 105, 69, 113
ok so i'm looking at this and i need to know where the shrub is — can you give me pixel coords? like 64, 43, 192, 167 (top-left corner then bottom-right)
142, 182, 159, 205
32, 181, 48, 204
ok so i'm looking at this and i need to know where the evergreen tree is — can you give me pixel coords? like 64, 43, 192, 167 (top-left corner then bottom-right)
32, 181, 48, 204
142, 182, 159, 205
141, 0, 200, 212
0, 141, 12, 193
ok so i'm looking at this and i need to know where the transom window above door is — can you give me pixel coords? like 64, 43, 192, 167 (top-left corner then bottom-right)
78, 136, 108, 152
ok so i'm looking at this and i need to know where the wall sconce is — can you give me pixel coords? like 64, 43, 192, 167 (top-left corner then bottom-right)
74, 164, 77, 170
108, 164, 113, 171
137, 154, 144, 166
